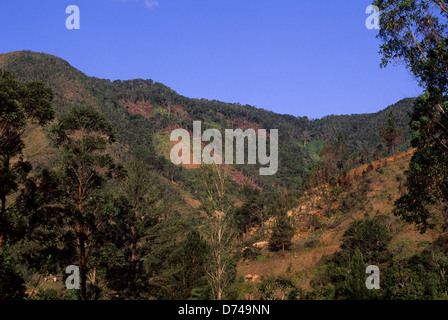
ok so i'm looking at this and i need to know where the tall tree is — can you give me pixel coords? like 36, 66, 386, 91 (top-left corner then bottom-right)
233, 186, 265, 240
336, 132, 347, 169
49, 105, 118, 300
163, 228, 209, 299
374, 0, 448, 232
269, 210, 295, 253
340, 249, 379, 300
0, 71, 53, 252
200, 164, 235, 300
118, 159, 180, 298
119, 159, 152, 297
380, 111, 403, 156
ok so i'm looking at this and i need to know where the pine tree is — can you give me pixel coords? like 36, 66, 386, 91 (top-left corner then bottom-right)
269, 210, 295, 253
341, 249, 378, 300
175, 229, 209, 299
380, 111, 403, 156
119, 159, 152, 298
118, 159, 181, 298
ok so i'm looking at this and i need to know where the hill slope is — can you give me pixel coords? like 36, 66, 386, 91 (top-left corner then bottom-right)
2, 50, 437, 301
234, 151, 438, 299
0, 50, 416, 192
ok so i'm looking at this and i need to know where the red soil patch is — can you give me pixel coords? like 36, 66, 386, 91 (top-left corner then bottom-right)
169, 105, 190, 119
231, 117, 263, 131
222, 165, 262, 190
119, 99, 154, 119
348, 149, 416, 179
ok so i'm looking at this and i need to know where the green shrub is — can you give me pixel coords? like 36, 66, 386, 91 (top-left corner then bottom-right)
0, 255, 26, 300
36, 288, 60, 300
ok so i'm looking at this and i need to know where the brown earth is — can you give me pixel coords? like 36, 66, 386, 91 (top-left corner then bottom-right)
119, 99, 154, 119
235, 150, 439, 293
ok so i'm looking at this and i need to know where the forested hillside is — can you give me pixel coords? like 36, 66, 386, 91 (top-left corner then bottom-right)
0, 50, 431, 301
0, 51, 415, 192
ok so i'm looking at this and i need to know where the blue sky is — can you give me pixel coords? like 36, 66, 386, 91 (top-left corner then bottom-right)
0, 0, 422, 119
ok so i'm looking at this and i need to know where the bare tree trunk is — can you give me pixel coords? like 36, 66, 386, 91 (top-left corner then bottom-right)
0, 158, 9, 254
0, 194, 5, 254
216, 245, 223, 300
80, 227, 87, 300
215, 215, 225, 300
257, 209, 264, 238
130, 223, 137, 297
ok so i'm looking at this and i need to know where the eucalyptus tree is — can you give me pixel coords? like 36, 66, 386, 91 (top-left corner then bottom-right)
49, 105, 119, 300
374, 0, 448, 231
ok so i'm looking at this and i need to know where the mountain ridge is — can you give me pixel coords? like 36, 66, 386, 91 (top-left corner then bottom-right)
0, 50, 414, 119
0, 50, 416, 191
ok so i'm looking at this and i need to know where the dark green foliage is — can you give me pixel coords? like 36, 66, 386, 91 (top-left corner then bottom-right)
311, 216, 391, 299
394, 94, 448, 232
233, 186, 265, 238
340, 216, 392, 264
0, 252, 26, 300
50, 105, 114, 145
311, 216, 448, 300
36, 288, 60, 300
339, 249, 379, 300
374, 1, 448, 232
0, 70, 54, 250
380, 111, 403, 155
381, 256, 440, 300
381, 235, 448, 299
269, 211, 295, 253
173, 229, 210, 299
14, 169, 76, 275
240, 245, 262, 261
47, 105, 120, 300
0, 71, 54, 300
140, 216, 195, 299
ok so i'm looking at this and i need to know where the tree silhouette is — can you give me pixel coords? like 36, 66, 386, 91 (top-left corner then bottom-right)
0, 71, 53, 252
380, 111, 403, 156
